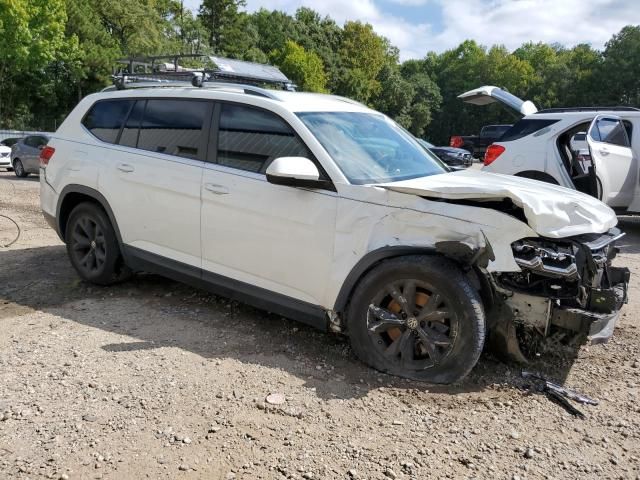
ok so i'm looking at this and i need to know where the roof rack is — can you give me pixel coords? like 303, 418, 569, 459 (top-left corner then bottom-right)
111, 54, 296, 95
535, 106, 640, 114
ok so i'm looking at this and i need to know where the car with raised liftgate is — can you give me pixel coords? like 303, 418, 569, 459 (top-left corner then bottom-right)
39, 60, 630, 384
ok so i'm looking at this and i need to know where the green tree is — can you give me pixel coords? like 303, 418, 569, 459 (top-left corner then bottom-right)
600, 25, 640, 105
270, 40, 327, 92
0, 0, 68, 125
336, 21, 387, 103
198, 0, 245, 55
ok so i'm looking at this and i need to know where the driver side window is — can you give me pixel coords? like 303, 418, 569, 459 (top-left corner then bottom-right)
216, 104, 313, 174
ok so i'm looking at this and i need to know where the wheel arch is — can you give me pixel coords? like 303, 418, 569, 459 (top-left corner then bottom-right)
333, 246, 436, 314
56, 185, 124, 249
514, 170, 560, 184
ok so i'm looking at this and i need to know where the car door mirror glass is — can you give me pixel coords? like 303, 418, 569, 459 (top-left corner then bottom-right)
266, 157, 321, 187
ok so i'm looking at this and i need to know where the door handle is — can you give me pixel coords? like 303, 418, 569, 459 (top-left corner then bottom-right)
117, 163, 135, 173
599, 148, 610, 157
204, 183, 229, 195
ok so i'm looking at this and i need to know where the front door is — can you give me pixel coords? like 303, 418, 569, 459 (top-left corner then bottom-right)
587, 115, 635, 207
201, 102, 337, 306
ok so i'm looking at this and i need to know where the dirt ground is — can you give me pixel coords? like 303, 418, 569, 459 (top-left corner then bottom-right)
0, 170, 639, 480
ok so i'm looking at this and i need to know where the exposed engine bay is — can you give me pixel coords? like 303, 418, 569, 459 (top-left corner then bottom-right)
487, 227, 629, 360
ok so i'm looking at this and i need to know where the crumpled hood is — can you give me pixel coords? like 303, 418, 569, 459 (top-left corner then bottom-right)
378, 169, 617, 238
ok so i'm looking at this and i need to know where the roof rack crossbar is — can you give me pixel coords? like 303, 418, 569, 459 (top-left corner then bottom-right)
535, 106, 640, 114
110, 76, 282, 100
111, 54, 296, 97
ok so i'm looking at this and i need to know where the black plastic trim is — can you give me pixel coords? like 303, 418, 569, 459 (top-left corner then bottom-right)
333, 246, 436, 313
124, 245, 329, 331
56, 185, 125, 253
266, 173, 337, 192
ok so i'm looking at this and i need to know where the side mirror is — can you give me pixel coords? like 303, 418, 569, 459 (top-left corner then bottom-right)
266, 157, 323, 188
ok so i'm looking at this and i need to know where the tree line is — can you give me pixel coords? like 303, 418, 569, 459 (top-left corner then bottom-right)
1, 0, 640, 144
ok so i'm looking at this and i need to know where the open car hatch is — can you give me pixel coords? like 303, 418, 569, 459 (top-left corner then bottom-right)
458, 86, 538, 116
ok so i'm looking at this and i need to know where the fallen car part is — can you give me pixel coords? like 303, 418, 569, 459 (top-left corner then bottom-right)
522, 371, 599, 405
521, 371, 598, 419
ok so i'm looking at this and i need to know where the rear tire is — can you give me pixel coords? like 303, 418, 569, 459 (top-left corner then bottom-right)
346, 255, 485, 384
65, 202, 131, 285
13, 159, 28, 178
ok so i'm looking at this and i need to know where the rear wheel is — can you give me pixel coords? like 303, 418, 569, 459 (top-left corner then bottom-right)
13, 159, 27, 178
346, 256, 485, 384
65, 202, 130, 285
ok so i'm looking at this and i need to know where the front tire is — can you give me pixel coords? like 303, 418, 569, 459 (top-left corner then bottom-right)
13, 159, 28, 177
346, 255, 485, 384
65, 202, 130, 285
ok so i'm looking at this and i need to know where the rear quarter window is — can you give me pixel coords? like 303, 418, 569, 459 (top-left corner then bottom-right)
500, 119, 560, 142
82, 100, 134, 143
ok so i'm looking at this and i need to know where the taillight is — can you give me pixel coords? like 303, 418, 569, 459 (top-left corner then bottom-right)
40, 146, 55, 167
484, 144, 505, 166
450, 136, 463, 148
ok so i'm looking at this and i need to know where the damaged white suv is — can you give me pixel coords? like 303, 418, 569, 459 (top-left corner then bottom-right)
40, 84, 629, 383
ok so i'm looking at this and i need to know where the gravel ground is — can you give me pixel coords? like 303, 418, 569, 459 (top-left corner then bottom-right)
0, 170, 639, 480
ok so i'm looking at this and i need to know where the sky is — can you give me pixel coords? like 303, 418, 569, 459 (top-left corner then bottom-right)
184, 0, 640, 61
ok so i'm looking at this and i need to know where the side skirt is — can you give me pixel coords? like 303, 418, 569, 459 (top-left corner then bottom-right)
123, 245, 329, 331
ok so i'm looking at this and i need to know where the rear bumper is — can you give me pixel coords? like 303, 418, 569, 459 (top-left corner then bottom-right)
40, 175, 61, 240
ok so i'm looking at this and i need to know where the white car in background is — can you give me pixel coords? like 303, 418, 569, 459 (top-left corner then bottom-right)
459, 86, 640, 214
0, 144, 11, 170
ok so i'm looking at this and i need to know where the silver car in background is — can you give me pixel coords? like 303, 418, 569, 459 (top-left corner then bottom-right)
11, 135, 50, 177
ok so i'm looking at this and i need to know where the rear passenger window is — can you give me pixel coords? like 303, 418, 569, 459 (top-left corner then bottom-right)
217, 104, 311, 173
137, 100, 208, 159
592, 118, 630, 147
83, 100, 134, 143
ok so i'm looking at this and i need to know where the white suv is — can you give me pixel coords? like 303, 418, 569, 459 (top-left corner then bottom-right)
40, 83, 629, 383
459, 86, 640, 213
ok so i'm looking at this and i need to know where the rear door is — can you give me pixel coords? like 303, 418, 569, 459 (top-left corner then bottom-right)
587, 115, 635, 207
96, 98, 211, 268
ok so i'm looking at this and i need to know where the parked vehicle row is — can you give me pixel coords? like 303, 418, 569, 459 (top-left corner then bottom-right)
38, 72, 629, 384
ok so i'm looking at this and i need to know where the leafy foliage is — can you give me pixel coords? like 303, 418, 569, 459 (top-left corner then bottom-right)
270, 40, 327, 92
1, 1, 639, 147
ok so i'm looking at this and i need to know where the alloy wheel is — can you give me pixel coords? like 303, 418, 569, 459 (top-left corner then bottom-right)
70, 215, 107, 275
367, 280, 459, 371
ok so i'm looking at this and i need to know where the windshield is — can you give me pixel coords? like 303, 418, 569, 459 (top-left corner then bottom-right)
297, 112, 446, 184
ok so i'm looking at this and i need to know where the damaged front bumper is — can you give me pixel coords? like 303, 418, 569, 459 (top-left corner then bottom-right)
490, 227, 629, 354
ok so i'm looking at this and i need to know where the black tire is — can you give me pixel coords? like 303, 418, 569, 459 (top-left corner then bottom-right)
13, 159, 28, 178
346, 255, 485, 384
65, 202, 131, 285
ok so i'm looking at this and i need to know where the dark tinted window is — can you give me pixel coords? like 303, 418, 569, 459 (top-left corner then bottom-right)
119, 100, 145, 148
500, 119, 560, 142
218, 104, 311, 173
592, 118, 630, 147
83, 100, 134, 143
137, 100, 208, 159
479, 125, 510, 138
24, 136, 47, 148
